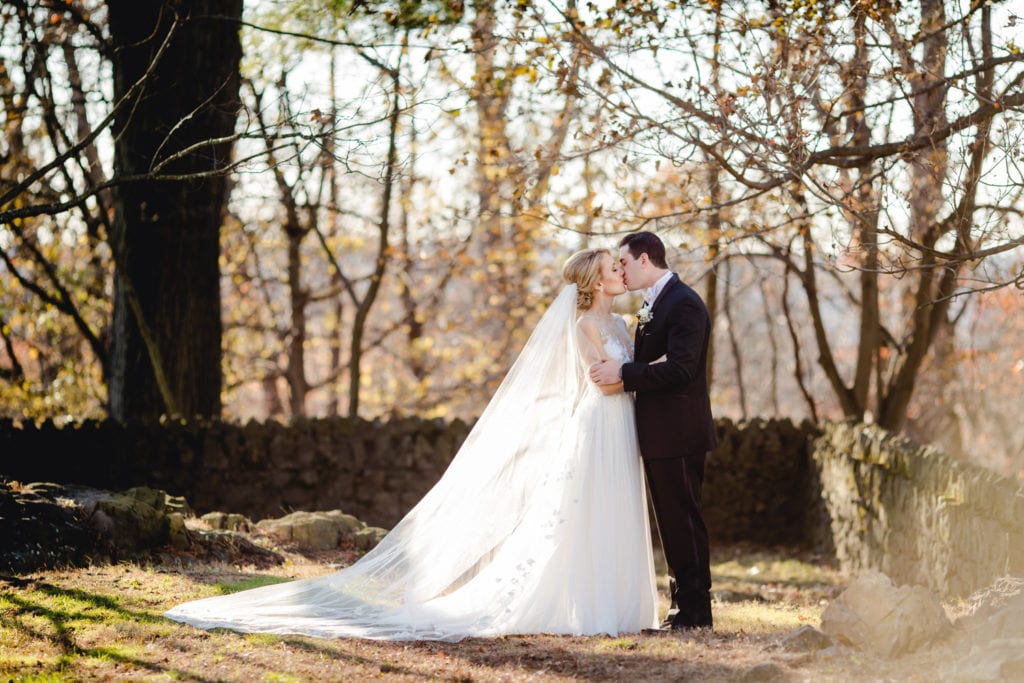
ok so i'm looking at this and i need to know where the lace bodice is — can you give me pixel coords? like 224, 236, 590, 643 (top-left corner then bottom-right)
575, 312, 633, 366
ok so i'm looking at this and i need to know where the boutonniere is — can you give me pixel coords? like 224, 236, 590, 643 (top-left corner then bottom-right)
636, 302, 653, 327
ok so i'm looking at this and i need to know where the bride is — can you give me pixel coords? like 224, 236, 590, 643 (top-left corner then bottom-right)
165, 248, 658, 641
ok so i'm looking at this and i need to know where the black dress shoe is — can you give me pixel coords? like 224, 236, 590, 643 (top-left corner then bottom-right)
663, 592, 713, 631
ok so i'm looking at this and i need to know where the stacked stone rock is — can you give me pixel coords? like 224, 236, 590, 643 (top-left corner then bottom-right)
0, 481, 190, 573
812, 421, 1024, 597
703, 417, 820, 545
0, 416, 822, 541
0, 416, 473, 529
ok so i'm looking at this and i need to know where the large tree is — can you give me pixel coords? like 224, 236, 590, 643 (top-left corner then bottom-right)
106, 0, 243, 420
559, 1, 1024, 433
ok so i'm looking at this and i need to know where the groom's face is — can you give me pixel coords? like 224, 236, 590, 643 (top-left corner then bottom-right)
618, 246, 646, 292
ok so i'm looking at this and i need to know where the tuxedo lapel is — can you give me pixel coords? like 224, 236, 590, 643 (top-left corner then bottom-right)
650, 273, 681, 314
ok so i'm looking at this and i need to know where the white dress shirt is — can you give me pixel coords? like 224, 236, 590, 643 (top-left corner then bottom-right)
643, 271, 674, 306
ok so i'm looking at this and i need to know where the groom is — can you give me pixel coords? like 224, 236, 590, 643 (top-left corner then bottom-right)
590, 231, 717, 631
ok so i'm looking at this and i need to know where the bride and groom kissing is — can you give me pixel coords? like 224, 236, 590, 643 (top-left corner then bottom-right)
166, 231, 717, 640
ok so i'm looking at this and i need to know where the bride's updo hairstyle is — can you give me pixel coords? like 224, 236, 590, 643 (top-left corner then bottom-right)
562, 248, 608, 311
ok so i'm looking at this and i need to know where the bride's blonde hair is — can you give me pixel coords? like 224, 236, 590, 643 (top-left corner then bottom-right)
562, 248, 608, 311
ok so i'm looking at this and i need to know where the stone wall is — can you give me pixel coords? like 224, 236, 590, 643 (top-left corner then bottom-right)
0, 416, 813, 537
703, 417, 820, 546
812, 421, 1024, 597
0, 416, 471, 528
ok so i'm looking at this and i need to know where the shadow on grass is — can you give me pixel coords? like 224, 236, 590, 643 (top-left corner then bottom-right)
259, 631, 752, 681
209, 574, 293, 595
27, 580, 165, 622
154, 563, 308, 591
1, 579, 220, 682
405, 633, 750, 681
276, 636, 442, 678
160, 620, 756, 681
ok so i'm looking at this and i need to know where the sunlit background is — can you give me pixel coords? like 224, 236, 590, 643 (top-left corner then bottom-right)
1, 0, 1022, 477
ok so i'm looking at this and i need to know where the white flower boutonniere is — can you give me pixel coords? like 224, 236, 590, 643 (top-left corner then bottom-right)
636, 302, 653, 327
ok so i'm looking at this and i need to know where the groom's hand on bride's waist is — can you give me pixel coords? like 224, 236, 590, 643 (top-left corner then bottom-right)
589, 359, 622, 385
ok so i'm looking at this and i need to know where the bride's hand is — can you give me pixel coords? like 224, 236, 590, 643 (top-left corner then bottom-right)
598, 382, 623, 396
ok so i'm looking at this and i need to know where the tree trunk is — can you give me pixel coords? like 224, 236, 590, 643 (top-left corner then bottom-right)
703, 2, 723, 390
348, 58, 401, 418
905, 319, 963, 456
469, 0, 520, 365
286, 221, 309, 417
876, 0, 950, 431
723, 258, 747, 419
107, 0, 242, 421
848, 7, 881, 415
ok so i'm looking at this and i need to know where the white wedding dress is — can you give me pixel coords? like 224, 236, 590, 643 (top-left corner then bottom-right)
165, 286, 658, 641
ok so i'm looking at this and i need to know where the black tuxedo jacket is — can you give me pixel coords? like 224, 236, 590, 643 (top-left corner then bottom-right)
621, 274, 718, 460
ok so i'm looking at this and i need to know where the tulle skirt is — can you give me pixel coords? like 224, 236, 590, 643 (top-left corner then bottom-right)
164, 389, 658, 641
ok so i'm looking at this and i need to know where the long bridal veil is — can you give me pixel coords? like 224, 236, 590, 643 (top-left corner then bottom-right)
165, 285, 590, 640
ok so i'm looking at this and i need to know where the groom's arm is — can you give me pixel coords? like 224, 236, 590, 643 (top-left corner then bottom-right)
621, 296, 707, 394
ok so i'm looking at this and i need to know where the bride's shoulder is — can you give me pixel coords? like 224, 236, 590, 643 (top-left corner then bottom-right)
575, 313, 599, 333
575, 313, 610, 339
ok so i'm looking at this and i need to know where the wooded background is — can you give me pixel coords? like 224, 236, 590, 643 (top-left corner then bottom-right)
1, 0, 1022, 475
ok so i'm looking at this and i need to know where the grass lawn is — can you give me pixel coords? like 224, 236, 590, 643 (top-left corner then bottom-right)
0, 544, 946, 682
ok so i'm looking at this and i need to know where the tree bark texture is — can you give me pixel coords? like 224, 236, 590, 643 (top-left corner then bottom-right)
107, 0, 243, 421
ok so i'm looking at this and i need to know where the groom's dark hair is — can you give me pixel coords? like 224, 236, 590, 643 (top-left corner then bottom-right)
619, 232, 668, 269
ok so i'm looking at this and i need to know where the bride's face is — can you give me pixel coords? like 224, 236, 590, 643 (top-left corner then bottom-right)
597, 253, 627, 297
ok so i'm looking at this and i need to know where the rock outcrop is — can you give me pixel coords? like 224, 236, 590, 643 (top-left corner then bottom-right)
947, 577, 1024, 681
1, 480, 387, 573
255, 510, 388, 551
820, 570, 951, 658
1, 480, 191, 572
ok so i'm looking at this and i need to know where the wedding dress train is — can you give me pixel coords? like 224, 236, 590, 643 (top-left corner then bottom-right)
165, 286, 658, 640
